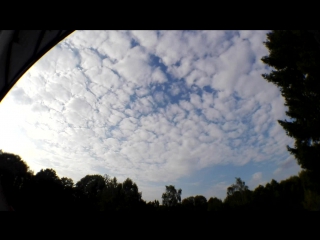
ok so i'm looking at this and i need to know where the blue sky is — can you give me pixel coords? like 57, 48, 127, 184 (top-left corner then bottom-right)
0, 30, 301, 202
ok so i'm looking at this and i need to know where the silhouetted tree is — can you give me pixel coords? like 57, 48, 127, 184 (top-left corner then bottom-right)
2, 151, 315, 211
121, 178, 142, 210
207, 197, 223, 211
122, 178, 141, 201
0, 152, 33, 210
35, 168, 61, 183
261, 30, 320, 174
61, 177, 74, 189
224, 177, 251, 209
148, 199, 160, 207
302, 189, 320, 211
278, 176, 304, 210
76, 174, 105, 195
299, 170, 320, 210
182, 196, 195, 209
76, 174, 106, 211
162, 185, 182, 207
194, 195, 207, 211
98, 176, 123, 211
181, 195, 207, 211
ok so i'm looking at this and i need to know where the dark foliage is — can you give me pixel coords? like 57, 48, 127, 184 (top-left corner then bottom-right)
261, 30, 320, 174
0, 151, 319, 211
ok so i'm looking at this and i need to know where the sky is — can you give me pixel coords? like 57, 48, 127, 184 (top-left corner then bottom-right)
0, 30, 301, 202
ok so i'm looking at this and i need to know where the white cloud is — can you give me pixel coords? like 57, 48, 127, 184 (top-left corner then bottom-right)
113, 46, 152, 86
189, 93, 202, 109
79, 48, 102, 69
0, 30, 300, 202
151, 67, 167, 84
248, 172, 264, 189
205, 181, 229, 200
273, 156, 301, 177
98, 31, 132, 62
169, 83, 181, 96
131, 31, 159, 52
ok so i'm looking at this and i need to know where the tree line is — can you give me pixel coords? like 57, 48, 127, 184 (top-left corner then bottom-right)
0, 151, 319, 211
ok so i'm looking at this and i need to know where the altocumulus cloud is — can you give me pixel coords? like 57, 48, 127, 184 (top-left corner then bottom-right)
0, 30, 301, 201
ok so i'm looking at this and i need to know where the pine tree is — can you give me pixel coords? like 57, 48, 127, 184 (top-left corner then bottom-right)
261, 30, 320, 173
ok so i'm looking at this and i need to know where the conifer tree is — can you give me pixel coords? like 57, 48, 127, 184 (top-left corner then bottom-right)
261, 30, 320, 173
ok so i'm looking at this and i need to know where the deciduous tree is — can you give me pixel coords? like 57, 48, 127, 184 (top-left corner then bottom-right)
162, 185, 182, 207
